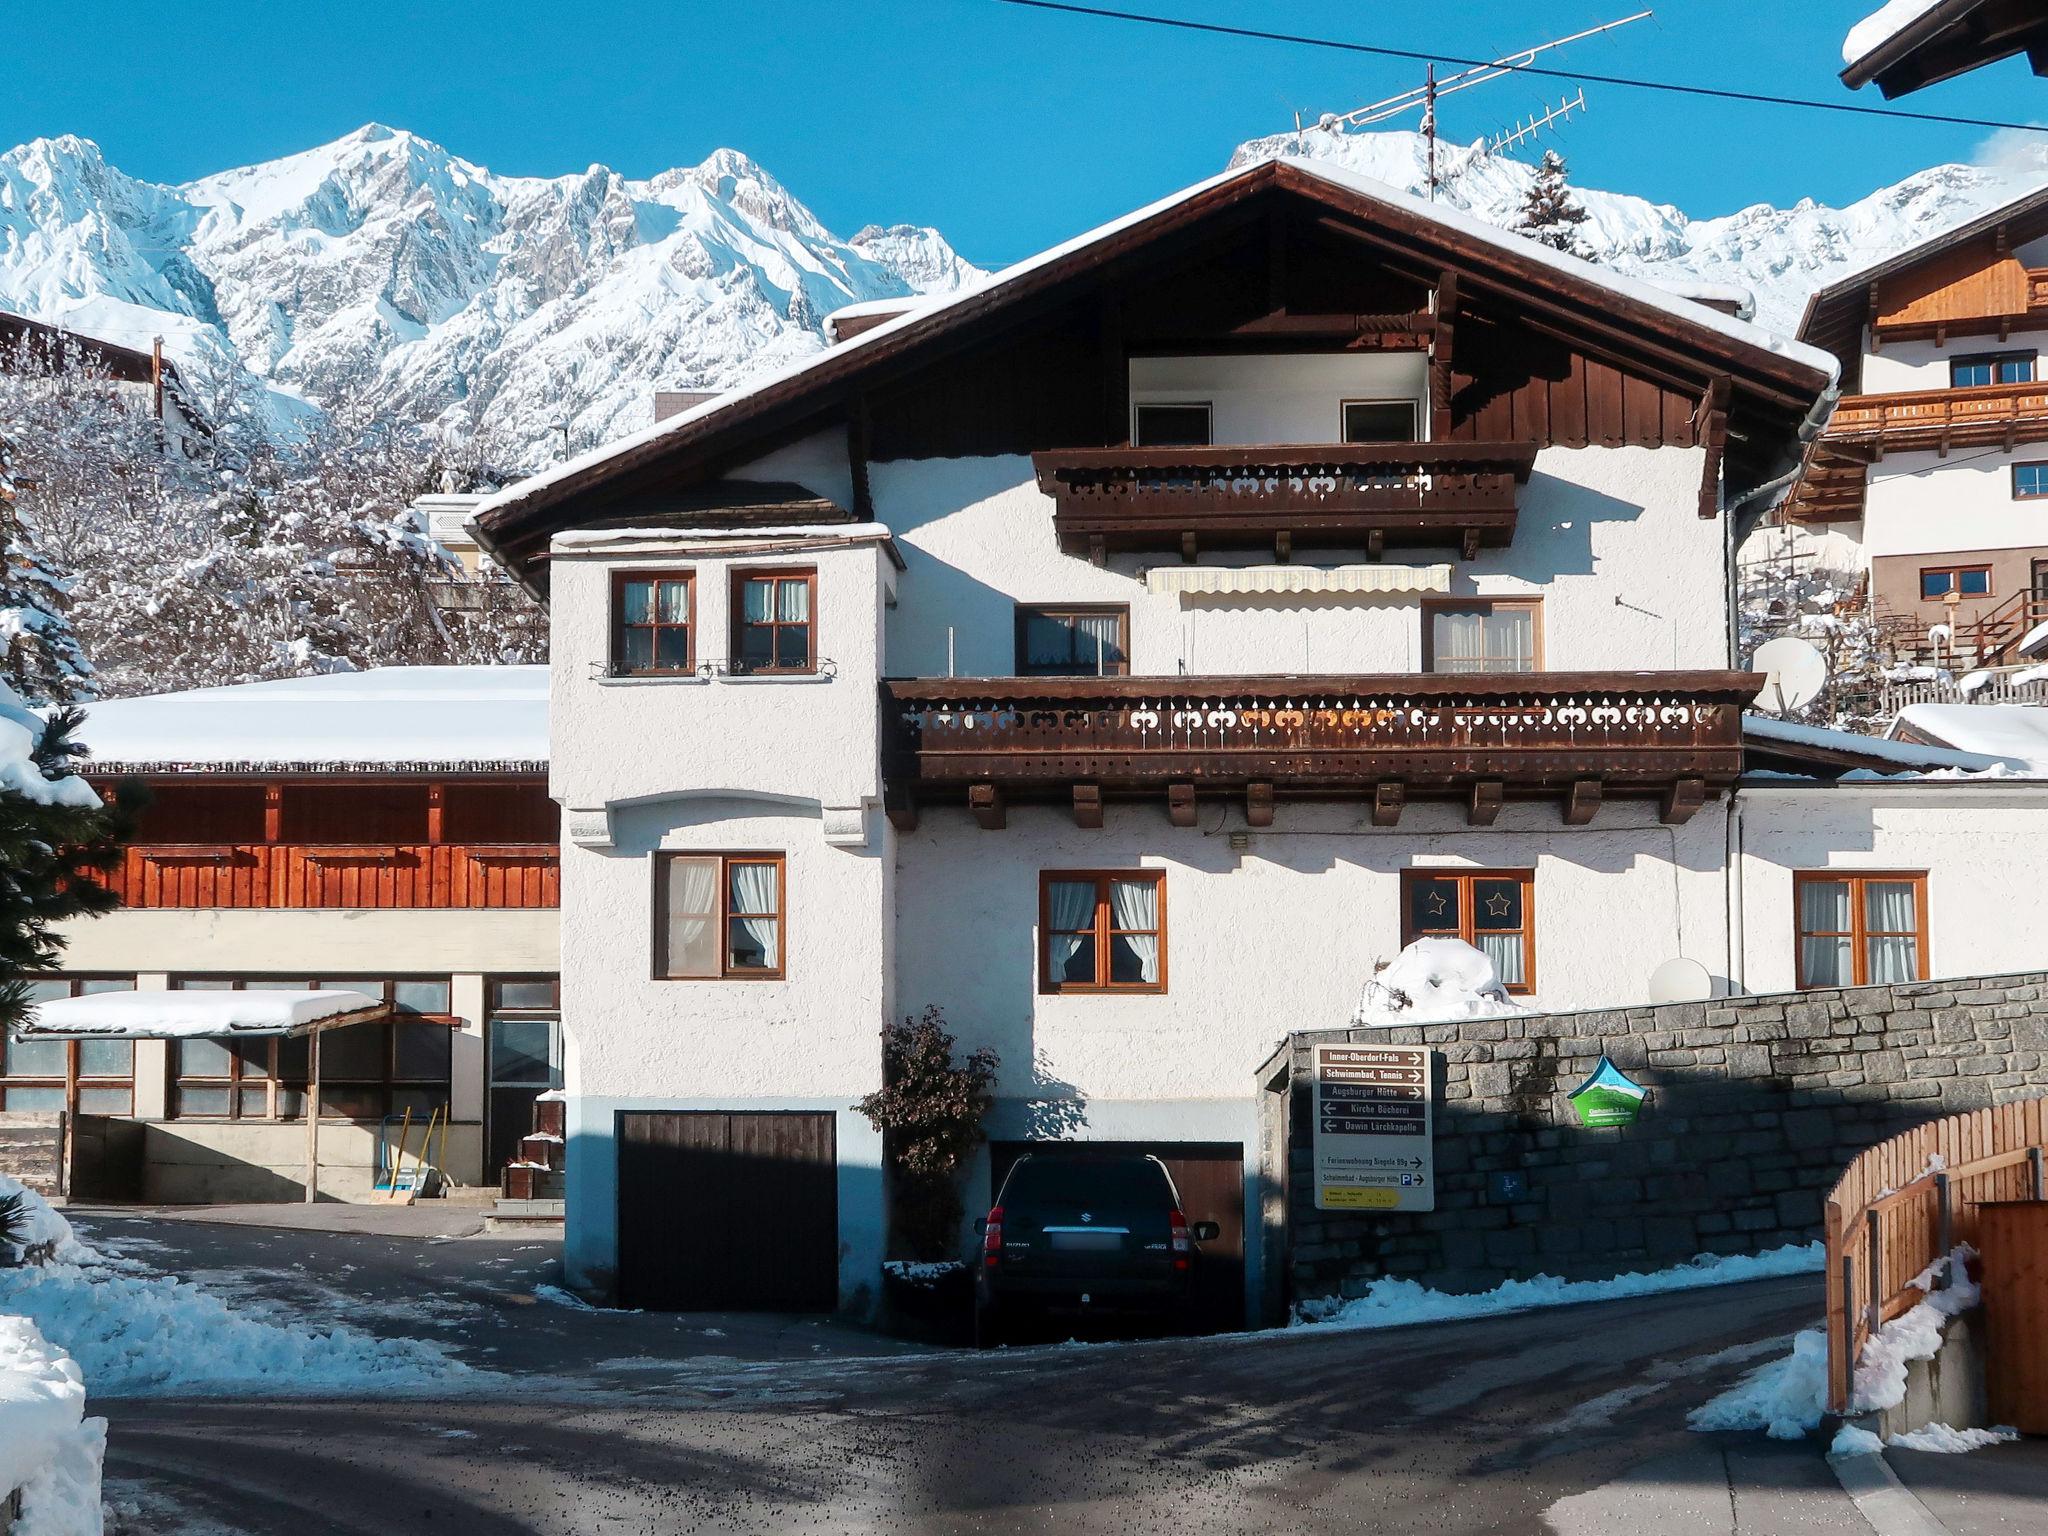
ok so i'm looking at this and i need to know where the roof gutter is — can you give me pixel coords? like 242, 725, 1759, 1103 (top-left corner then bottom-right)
1723, 377, 1842, 665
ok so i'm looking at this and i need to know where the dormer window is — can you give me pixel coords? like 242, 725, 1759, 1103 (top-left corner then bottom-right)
1342, 399, 1420, 443
732, 570, 816, 675
1132, 402, 1212, 447
613, 572, 694, 676
1950, 352, 2035, 388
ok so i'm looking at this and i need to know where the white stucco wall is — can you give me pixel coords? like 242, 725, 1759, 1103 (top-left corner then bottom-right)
1863, 449, 2048, 561
873, 445, 1723, 678
1128, 353, 1429, 443
54, 908, 559, 975
1736, 784, 2048, 995
1859, 329, 2048, 393
894, 799, 1732, 1109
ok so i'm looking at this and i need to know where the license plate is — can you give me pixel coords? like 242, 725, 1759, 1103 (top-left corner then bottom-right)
1049, 1231, 1122, 1252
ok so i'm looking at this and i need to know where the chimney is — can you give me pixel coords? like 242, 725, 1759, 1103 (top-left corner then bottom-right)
655, 390, 721, 423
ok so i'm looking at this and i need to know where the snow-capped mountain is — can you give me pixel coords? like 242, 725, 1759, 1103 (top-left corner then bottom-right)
1233, 126, 2048, 337
0, 126, 981, 462
5, 120, 2048, 468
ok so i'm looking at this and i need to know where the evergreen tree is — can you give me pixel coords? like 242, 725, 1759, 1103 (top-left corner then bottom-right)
1518, 150, 1593, 258
0, 427, 95, 705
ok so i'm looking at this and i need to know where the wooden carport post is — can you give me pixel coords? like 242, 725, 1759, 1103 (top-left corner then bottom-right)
303, 1026, 322, 1204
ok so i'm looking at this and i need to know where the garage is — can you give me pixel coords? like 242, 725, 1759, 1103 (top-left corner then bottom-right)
990, 1140, 1245, 1330
616, 1110, 838, 1311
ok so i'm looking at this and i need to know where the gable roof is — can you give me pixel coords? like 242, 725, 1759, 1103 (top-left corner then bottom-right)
1842, 0, 2048, 96
471, 157, 1837, 584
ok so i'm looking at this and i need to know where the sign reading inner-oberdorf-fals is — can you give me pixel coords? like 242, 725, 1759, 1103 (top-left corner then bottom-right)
1312, 1044, 1434, 1212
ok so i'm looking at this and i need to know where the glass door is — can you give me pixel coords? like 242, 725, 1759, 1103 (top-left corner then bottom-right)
485, 978, 561, 1176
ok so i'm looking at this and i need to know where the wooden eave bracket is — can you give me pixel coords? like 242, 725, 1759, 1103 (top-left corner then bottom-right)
1430, 271, 1459, 441
1562, 779, 1603, 826
1167, 783, 1198, 828
1072, 784, 1104, 829
1245, 782, 1275, 828
969, 783, 1005, 831
1468, 781, 1503, 827
884, 786, 918, 833
1695, 375, 1732, 520
1661, 778, 1707, 826
1371, 781, 1405, 827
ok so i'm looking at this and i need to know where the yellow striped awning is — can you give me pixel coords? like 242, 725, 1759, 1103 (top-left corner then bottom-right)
1144, 563, 1452, 597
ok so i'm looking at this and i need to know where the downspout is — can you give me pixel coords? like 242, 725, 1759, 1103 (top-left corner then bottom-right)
1722, 381, 1841, 666
1724, 789, 1746, 997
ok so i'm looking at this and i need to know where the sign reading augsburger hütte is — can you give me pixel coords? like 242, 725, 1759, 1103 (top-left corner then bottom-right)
1312, 1044, 1434, 1212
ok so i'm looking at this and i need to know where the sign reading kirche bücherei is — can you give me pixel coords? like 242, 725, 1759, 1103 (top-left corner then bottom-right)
1312, 1044, 1434, 1212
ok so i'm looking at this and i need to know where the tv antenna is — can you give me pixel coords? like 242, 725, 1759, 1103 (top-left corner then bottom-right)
1484, 92, 1587, 158
1294, 11, 1651, 199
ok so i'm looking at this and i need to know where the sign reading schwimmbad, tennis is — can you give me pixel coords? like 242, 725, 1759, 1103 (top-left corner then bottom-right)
1312, 1044, 1434, 1212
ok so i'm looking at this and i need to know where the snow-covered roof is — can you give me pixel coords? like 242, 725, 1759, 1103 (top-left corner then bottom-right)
550, 521, 894, 550
77, 665, 547, 775
1743, 714, 2022, 776
472, 157, 1837, 566
19, 988, 385, 1040
1888, 702, 2048, 771
1843, 0, 1944, 67
1644, 278, 1755, 321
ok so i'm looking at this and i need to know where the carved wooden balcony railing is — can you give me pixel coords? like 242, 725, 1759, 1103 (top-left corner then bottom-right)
1030, 442, 1539, 563
99, 843, 561, 910
1822, 381, 2048, 457
881, 672, 1758, 829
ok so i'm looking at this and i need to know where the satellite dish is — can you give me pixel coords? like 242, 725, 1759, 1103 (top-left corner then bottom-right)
1751, 637, 1828, 715
1647, 956, 1715, 1004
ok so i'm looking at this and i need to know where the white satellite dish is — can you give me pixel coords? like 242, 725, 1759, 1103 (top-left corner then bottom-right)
1751, 637, 1828, 715
1647, 956, 1715, 1004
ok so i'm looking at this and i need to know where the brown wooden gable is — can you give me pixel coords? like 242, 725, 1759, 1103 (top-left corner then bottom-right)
474, 162, 1830, 586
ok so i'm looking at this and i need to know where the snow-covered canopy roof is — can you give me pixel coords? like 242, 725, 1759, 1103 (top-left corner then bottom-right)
76, 665, 547, 775
1841, 0, 2048, 96
1743, 713, 2024, 778
472, 156, 1838, 584
1887, 702, 2048, 771
18, 988, 385, 1040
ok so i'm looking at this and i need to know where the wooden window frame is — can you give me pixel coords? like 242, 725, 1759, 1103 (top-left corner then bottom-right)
0, 975, 137, 1115
1340, 398, 1421, 444
1949, 350, 2037, 389
1919, 564, 1994, 601
730, 569, 818, 676
166, 976, 456, 1122
1419, 597, 1544, 674
1037, 870, 1168, 996
1399, 868, 1537, 995
1014, 603, 1131, 677
610, 570, 696, 677
2013, 463, 2048, 501
1792, 871, 1930, 990
653, 852, 788, 981
1130, 401, 1213, 448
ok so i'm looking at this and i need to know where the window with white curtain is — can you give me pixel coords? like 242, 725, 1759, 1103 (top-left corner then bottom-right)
1040, 871, 1166, 994
658, 853, 785, 978
1016, 605, 1129, 676
1401, 870, 1534, 994
1424, 600, 1539, 674
1794, 873, 1925, 989
732, 571, 815, 675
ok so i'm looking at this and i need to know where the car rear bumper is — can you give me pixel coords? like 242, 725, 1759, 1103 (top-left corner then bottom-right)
982, 1274, 1190, 1312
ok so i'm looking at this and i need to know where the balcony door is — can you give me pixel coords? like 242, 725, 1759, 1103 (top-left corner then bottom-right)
485, 978, 561, 1175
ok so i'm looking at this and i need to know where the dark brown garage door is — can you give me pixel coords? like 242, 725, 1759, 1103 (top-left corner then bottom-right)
990, 1140, 1245, 1330
617, 1111, 837, 1311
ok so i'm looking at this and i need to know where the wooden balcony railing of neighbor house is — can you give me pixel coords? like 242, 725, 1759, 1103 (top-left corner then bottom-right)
1824, 1094, 2048, 1417
1031, 442, 1540, 563
1822, 380, 2048, 457
880, 672, 1757, 830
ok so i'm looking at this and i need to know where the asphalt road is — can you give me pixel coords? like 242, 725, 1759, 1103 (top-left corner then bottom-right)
96, 1273, 1838, 1536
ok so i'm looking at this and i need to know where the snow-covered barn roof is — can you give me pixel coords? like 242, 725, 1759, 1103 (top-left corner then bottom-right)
1841, 0, 2048, 97
1887, 702, 2048, 771
18, 988, 386, 1040
471, 156, 1837, 586
1742, 713, 2026, 779
76, 665, 547, 776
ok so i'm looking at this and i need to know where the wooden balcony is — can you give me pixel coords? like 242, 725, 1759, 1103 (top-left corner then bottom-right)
1031, 442, 1539, 563
1821, 380, 2048, 458
880, 672, 1757, 829
99, 843, 560, 910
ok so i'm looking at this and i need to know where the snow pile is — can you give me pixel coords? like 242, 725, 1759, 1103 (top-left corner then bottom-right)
0, 1314, 93, 1511
0, 681, 98, 811
0, 1250, 468, 1396
1354, 938, 1525, 1026
1888, 703, 2048, 772
1890, 1422, 2019, 1453
1690, 1328, 1833, 1439
0, 1173, 88, 1266
1851, 1247, 1979, 1414
1844, 0, 1942, 66
883, 1260, 966, 1286
1298, 1241, 1823, 1331
1830, 1424, 1886, 1457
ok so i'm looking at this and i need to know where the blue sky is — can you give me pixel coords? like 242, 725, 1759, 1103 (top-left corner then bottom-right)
16, 2, 2047, 265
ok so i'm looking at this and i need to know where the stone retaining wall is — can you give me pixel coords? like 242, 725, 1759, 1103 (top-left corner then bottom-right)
1260, 972, 2048, 1309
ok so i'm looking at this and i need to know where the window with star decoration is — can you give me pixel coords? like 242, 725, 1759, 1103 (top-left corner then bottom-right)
1401, 869, 1535, 994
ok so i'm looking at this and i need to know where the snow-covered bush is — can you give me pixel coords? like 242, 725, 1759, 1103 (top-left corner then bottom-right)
1354, 938, 1526, 1026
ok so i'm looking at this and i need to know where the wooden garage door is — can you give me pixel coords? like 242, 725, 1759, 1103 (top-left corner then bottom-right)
616, 1111, 837, 1311
990, 1140, 1245, 1330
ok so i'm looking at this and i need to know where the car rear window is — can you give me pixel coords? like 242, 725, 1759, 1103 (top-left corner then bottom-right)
1000, 1157, 1172, 1207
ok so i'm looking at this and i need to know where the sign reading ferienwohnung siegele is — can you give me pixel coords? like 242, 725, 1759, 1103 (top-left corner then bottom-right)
1312, 1044, 1434, 1213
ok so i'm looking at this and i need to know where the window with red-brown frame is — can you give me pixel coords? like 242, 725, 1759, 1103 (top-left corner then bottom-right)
0, 976, 136, 1114
655, 852, 786, 979
1400, 869, 1536, 994
611, 571, 695, 676
1039, 871, 1166, 994
731, 570, 816, 675
1794, 872, 1927, 989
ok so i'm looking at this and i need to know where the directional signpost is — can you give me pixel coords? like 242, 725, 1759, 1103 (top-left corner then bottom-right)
1312, 1044, 1434, 1212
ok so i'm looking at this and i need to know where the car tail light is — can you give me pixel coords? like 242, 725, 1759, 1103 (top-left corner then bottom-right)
983, 1206, 1004, 1268
1170, 1209, 1192, 1271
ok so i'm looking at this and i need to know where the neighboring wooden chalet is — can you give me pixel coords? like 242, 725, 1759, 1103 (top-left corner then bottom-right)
0, 308, 207, 443
1842, 0, 2048, 97
4, 667, 560, 1201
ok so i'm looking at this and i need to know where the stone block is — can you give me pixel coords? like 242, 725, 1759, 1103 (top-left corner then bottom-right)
1775, 1189, 1824, 1228
1644, 1215, 1699, 1259
1483, 1226, 1539, 1265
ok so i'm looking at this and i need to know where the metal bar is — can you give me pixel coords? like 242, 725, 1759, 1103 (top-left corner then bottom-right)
1866, 1208, 1885, 1336
1934, 1172, 1953, 1287
2031, 1145, 2045, 1202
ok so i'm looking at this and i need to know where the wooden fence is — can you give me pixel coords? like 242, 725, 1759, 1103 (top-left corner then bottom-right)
1824, 1096, 2048, 1413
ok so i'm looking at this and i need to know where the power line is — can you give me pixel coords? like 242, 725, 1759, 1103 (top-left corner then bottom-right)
992, 0, 2048, 137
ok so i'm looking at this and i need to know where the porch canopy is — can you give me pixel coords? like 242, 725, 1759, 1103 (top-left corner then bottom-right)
17, 988, 392, 1204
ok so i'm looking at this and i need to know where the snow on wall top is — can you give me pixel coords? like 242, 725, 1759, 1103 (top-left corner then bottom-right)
476, 157, 1836, 534
1887, 702, 2048, 770
76, 665, 547, 773
21, 987, 385, 1039
1844, 0, 1944, 66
